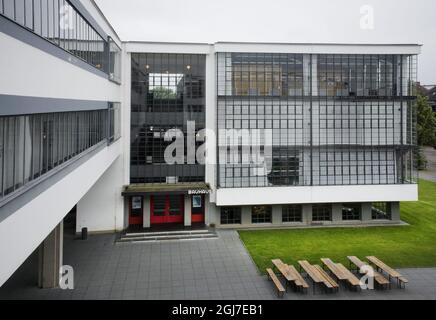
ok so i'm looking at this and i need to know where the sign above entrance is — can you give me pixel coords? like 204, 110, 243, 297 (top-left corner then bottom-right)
188, 189, 210, 195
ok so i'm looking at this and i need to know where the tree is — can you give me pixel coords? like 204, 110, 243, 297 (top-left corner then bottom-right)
417, 93, 436, 148
416, 94, 436, 170
150, 87, 177, 99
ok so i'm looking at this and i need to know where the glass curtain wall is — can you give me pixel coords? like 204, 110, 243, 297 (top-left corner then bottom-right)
0, 109, 110, 200
130, 53, 206, 184
217, 52, 418, 188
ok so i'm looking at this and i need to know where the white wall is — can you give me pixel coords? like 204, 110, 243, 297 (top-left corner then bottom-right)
76, 155, 124, 233
0, 32, 121, 102
0, 141, 121, 287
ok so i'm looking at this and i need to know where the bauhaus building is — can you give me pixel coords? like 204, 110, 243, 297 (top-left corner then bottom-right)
0, 0, 419, 287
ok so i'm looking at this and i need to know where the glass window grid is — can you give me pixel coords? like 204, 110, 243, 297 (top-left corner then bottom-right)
342, 203, 361, 220
0, 109, 111, 200
251, 205, 272, 223
130, 53, 206, 184
372, 202, 392, 220
217, 52, 418, 189
220, 206, 242, 224
312, 204, 332, 221
282, 204, 302, 222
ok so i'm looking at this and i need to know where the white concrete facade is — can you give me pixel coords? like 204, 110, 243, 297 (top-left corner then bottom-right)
0, 0, 422, 287
0, 0, 123, 286
120, 41, 419, 229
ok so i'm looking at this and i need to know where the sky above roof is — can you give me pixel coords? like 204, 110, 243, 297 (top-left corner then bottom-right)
94, 0, 436, 84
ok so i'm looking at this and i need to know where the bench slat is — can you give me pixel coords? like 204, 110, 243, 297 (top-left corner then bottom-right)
366, 256, 403, 279
314, 264, 339, 289
287, 265, 309, 289
336, 263, 361, 287
266, 268, 286, 297
347, 256, 390, 287
298, 260, 323, 283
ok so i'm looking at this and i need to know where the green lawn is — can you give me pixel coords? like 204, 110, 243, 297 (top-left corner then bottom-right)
238, 179, 436, 272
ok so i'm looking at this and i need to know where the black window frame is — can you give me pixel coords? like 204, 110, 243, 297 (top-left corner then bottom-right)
282, 204, 302, 222
252, 205, 272, 224
220, 206, 242, 225
312, 204, 332, 222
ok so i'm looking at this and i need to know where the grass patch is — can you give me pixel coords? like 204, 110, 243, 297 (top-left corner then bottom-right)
239, 179, 436, 272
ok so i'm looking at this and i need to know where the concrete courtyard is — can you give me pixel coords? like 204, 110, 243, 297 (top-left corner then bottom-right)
0, 230, 436, 300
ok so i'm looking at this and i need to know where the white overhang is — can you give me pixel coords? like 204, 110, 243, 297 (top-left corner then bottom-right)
124, 41, 421, 55
214, 42, 422, 55
215, 184, 418, 206
125, 41, 212, 54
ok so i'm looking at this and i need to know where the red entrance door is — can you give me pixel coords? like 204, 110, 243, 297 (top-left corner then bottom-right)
150, 194, 184, 224
129, 196, 144, 226
191, 195, 205, 223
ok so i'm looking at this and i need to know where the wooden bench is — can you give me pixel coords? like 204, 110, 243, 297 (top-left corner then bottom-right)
313, 265, 339, 293
271, 259, 295, 290
336, 263, 362, 290
266, 268, 286, 297
366, 256, 409, 289
298, 260, 338, 294
287, 265, 309, 294
321, 258, 361, 291
271, 259, 309, 293
347, 256, 390, 290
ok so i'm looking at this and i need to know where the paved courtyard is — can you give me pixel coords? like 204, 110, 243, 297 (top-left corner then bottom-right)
1, 230, 436, 300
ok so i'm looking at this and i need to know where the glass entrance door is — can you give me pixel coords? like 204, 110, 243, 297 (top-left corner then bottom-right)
129, 196, 144, 226
191, 195, 205, 223
150, 194, 184, 224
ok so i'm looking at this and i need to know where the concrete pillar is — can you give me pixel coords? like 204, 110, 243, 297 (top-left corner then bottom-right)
123, 197, 129, 230
272, 205, 282, 225
38, 222, 63, 289
361, 202, 372, 221
390, 202, 401, 222
241, 206, 252, 226
332, 203, 342, 222
205, 196, 217, 226
184, 195, 192, 227
302, 204, 312, 225
143, 196, 150, 228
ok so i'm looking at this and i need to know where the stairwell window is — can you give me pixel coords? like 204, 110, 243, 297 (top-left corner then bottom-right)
342, 203, 361, 221
372, 202, 392, 220
252, 206, 272, 224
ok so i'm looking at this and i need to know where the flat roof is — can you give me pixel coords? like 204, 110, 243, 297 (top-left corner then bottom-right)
125, 41, 421, 55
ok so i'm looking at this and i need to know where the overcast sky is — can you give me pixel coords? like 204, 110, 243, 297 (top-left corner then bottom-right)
95, 0, 436, 84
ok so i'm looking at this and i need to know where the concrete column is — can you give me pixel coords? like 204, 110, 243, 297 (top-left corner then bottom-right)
205, 196, 217, 226
143, 196, 150, 228
184, 195, 192, 227
361, 202, 372, 221
272, 205, 282, 225
302, 204, 312, 225
241, 206, 252, 226
390, 202, 401, 222
38, 222, 63, 289
123, 197, 129, 230
332, 203, 342, 222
